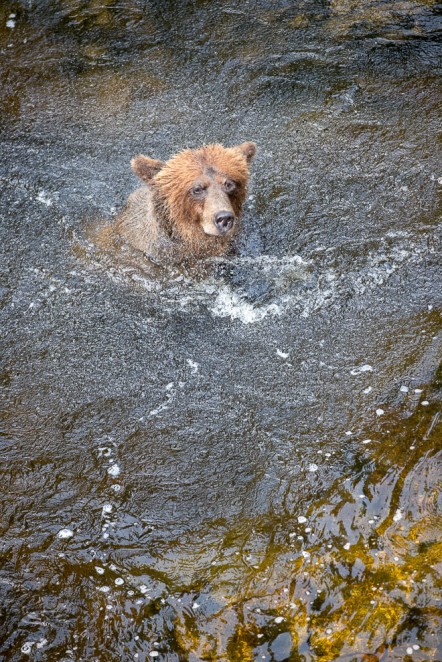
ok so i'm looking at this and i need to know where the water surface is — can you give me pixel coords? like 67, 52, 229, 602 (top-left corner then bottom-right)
0, 1, 441, 660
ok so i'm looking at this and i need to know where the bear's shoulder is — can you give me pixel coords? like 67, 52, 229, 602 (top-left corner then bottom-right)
115, 186, 161, 255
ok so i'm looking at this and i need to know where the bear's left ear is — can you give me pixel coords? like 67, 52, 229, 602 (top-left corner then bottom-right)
234, 141, 257, 165
131, 155, 166, 184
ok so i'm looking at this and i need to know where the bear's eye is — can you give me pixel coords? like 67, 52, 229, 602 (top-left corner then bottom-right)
224, 180, 237, 194
191, 185, 205, 196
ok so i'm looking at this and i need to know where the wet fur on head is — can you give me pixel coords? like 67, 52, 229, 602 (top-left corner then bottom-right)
132, 142, 256, 248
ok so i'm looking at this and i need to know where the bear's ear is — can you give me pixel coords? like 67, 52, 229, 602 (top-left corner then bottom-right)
234, 141, 257, 165
131, 155, 165, 184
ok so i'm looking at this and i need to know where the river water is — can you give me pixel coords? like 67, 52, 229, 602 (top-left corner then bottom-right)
0, 1, 441, 660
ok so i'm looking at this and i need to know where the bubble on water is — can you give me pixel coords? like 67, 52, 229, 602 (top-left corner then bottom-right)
107, 464, 120, 477
301, 551, 310, 558
21, 642, 34, 655
98, 586, 110, 592
276, 349, 289, 359
343, 542, 351, 550
57, 528, 74, 539
393, 509, 403, 522
362, 439, 372, 444
363, 386, 373, 394
186, 359, 199, 374
376, 408, 384, 416
350, 364, 373, 375
6, 18, 16, 28
407, 647, 413, 655
36, 190, 53, 206
414, 388, 423, 394
115, 578, 124, 586
98, 447, 112, 457
421, 400, 429, 406
139, 584, 148, 594
308, 463, 318, 472
400, 385, 409, 393
102, 504, 113, 515
149, 653, 159, 658
274, 616, 284, 623
298, 516, 307, 523
95, 567, 105, 575
111, 484, 121, 492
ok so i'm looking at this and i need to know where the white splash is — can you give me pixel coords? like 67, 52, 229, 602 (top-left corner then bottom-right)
36, 190, 53, 206
210, 285, 281, 324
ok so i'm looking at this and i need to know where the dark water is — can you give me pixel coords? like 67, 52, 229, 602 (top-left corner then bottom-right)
1, 1, 441, 660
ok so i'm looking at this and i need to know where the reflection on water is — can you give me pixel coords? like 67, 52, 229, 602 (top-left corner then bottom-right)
1, 0, 441, 660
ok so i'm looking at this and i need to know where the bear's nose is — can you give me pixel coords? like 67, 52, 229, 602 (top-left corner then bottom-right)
214, 211, 234, 234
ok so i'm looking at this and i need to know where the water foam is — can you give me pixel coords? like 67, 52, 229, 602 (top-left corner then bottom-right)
210, 284, 282, 324
80, 230, 433, 324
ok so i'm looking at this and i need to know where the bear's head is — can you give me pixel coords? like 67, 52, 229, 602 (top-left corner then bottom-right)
130, 142, 256, 245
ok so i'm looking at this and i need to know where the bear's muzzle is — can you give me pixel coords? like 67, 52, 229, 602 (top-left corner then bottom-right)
214, 211, 234, 235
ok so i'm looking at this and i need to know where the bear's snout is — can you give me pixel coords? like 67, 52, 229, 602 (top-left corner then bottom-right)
214, 211, 234, 235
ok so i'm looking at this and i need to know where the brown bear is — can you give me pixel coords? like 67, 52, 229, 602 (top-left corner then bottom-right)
114, 141, 256, 260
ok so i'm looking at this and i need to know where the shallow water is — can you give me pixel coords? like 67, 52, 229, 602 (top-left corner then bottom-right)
0, 1, 441, 660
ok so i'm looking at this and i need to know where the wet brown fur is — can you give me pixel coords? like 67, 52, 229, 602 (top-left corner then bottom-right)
113, 142, 256, 260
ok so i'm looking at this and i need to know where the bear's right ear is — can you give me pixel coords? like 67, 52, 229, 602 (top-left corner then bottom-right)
131, 155, 165, 184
